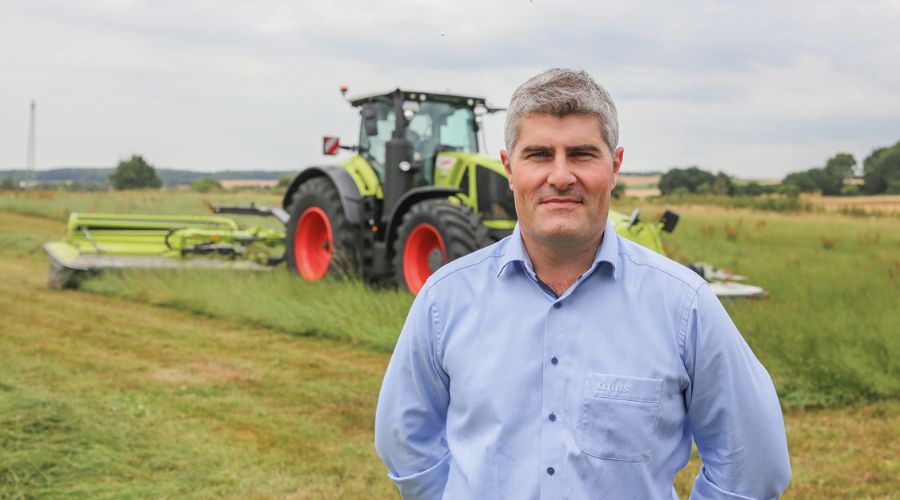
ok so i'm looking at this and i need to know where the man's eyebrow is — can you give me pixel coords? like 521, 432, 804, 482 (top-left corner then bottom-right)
567, 145, 604, 154
519, 145, 552, 155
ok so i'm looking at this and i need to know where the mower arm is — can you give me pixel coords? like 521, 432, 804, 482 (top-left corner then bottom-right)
212, 204, 290, 225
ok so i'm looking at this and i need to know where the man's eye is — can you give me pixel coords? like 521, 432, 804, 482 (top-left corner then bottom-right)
526, 151, 549, 159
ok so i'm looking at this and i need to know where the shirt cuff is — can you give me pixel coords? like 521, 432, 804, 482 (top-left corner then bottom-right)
388, 452, 450, 500
690, 467, 760, 500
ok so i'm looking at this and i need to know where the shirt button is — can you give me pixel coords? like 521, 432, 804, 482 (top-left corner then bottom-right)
551, 356, 558, 365
547, 467, 555, 476
553, 302, 562, 309
548, 412, 557, 422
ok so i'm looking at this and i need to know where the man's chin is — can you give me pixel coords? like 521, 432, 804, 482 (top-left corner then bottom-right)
531, 225, 600, 244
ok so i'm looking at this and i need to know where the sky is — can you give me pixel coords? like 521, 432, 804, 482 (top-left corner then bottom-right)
2, 0, 899, 179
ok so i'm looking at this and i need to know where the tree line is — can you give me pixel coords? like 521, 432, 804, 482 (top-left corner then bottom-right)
657, 140, 900, 197
4, 140, 898, 196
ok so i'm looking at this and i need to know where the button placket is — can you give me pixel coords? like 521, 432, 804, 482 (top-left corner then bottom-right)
541, 295, 568, 495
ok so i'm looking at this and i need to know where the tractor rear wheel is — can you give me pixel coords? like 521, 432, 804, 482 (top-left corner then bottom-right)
393, 199, 490, 294
285, 176, 360, 280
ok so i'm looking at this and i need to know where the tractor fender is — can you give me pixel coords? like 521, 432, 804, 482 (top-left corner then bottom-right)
282, 166, 363, 225
384, 186, 462, 253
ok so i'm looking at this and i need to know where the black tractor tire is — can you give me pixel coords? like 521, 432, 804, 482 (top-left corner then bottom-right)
392, 199, 491, 294
285, 176, 360, 280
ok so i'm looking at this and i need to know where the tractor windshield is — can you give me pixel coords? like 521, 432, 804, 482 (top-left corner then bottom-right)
407, 102, 477, 184
358, 99, 478, 183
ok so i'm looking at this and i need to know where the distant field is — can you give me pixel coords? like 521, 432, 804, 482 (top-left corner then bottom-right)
618, 174, 661, 187
1, 191, 898, 497
802, 193, 900, 215
618, 174, 660, 197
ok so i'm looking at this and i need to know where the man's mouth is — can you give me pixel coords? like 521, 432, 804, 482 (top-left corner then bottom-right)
540, 197, 582, 206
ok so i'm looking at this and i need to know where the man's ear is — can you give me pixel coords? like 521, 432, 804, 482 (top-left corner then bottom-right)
500, 150, 514, 191
611, 147, 624, 187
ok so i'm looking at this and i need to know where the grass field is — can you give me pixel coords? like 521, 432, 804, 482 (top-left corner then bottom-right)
1, 190, 898, 497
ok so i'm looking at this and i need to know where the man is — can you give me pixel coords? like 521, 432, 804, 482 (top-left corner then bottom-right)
375, 68, 791, 499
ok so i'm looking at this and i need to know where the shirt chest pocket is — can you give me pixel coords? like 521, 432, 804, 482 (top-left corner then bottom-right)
575, 372, 663, 463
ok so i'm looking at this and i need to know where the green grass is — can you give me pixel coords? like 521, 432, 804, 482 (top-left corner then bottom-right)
81, 269, 413, 353
6, 190, 898, 407
643, 205, 900, 407
0, 205, 897, 498
0, 253, 396, 498
58, 200, 898, 408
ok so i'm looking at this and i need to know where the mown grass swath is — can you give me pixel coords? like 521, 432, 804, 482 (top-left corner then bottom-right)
82, 270, 413, 353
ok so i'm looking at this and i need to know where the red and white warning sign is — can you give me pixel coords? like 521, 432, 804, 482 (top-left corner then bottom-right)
322, 136, 340, 155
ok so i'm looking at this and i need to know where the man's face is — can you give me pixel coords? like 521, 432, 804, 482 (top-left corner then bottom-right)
501, 113, 623, 249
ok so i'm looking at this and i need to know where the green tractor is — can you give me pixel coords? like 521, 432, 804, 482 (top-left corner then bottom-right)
281, 88, 678, 293
44, 87, 762, 297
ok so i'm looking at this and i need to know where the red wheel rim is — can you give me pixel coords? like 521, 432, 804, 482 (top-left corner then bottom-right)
403, 223, 446, 294
294, 207, 333, 280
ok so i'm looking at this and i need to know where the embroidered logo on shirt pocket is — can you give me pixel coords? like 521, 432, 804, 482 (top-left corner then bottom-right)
576, 372, 663, 463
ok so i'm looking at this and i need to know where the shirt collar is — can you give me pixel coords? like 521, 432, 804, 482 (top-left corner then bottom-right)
497, 221, 621, 281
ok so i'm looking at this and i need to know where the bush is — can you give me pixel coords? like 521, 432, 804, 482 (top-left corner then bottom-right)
191, 178, 223, 193
109, 155, 162, 190
862, 141, 900, 194
0, 176, 16, 191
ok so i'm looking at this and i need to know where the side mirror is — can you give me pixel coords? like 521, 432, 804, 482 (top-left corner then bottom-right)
362, 105, 379, 137
660, 210, 679, 233
322, 136, 340, 156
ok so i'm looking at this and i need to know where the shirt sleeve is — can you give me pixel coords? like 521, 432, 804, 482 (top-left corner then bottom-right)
374, 285, 451, 499
683, 285, 792, 499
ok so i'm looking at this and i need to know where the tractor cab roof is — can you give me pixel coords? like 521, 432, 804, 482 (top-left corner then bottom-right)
348, 88, 487, 109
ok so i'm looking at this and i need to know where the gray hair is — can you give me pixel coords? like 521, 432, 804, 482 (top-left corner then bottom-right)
504, 68, 619, 154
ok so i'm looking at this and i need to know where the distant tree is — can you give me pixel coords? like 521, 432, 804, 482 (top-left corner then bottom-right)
783, 169, 822, 193
191, 178, 223, 193
277, 175, 293, 188
783, 153, 857, 196
611, 181, 626, 200
888, 179, 900, 194
1, 176, 16, 191
658, 166, 716, 195
840, 184, 860, 196
777, 183, 800, 198
733, 182, 768, 197
109, 155, 162, 190
712, 172, 735, 196
862, 141, 900, 195
824, 153, 856, 178
820, 153, 856, 195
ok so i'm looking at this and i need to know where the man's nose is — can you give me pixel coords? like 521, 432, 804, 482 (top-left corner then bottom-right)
547, 155, 577, 190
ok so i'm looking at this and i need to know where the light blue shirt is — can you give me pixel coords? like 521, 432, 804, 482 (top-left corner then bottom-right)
375, 222, 791, 499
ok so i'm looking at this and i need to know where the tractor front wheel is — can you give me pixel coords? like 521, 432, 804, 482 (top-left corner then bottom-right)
393, 199, 490, 294
285, 177, 359, 280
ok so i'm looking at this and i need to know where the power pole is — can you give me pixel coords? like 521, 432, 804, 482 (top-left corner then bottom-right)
26, 100, 37, 189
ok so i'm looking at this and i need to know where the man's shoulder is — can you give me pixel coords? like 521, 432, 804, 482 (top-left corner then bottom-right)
422, 237, 509, 292
615, 234, 707, 293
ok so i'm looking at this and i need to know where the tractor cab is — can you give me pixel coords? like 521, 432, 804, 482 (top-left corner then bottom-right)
338, 88, 516, 241
350, 89, 484, 186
